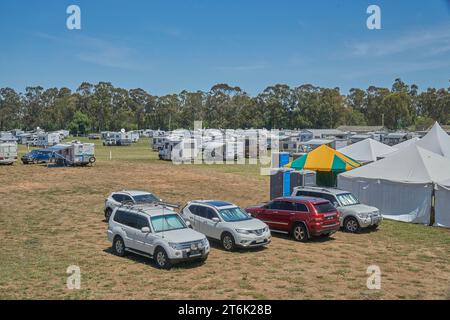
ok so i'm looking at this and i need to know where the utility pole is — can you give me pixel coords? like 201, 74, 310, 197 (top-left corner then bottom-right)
381, 113, 385, 127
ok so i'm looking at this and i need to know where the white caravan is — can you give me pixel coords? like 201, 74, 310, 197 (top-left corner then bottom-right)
0, 142, 18, 165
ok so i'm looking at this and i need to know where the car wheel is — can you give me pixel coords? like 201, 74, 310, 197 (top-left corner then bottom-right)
344, 217, 360, 233
154, 248, 172, 269
221, 232, 235, 251
105, 208, 113, 221
292, 223, 308, 242
113, 236, 126, 257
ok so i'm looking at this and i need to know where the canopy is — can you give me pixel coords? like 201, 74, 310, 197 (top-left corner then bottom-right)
285, 144, 361, 172
436, 178, 450, 228
338, 138, 397, 163
339, 144, 450, 184
393, 137, 420, 150
416, 122, 450, 159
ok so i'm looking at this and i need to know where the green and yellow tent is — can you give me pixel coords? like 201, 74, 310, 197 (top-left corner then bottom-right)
285, 145, 362, 172
285, 145, 362, 187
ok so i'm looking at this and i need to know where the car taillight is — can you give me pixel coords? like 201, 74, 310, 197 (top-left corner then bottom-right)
0, 157, 4, 160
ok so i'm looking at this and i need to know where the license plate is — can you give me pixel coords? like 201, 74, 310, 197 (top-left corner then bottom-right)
255, 238, 265, 243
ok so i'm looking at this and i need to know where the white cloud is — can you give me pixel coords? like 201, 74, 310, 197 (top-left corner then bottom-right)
348, 23, 450, 57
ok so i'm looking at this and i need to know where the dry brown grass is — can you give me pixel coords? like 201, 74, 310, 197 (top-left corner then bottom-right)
0, 139, 449, 299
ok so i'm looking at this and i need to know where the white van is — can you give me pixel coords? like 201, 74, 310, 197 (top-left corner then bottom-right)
0, 142, 18, 165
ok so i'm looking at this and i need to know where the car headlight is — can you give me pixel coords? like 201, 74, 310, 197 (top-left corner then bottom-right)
236, 229, 250, 234
168, 242, 183, 250
263, 226, 269, 232
201, 238, 209, 246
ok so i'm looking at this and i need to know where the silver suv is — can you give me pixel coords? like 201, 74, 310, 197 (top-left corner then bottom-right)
104, 190, 161, 221
107, 204, 209, 269
292, 186, 382, 233
181, 200, 271, 251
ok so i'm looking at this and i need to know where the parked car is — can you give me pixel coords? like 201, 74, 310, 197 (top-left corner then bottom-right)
181, 200, 271, 251
246, 196, 340, 242
21, 149, 51, 164
291, 186, 382, 233
104, 190, 162, 221
107, 204, 209, 269
103, 138, 117, 146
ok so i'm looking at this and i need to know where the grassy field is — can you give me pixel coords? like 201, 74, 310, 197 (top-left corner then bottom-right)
0, 138, 449, 299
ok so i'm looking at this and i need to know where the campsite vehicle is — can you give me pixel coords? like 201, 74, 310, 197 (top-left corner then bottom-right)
159, 137, 199, 162
21, 149, 52, 164
130, 131, 140, 143
52, 142, 96, 166
104, 190, 162, 221
0, 142, 18, 165
88, 133, 101, 140
36, 132, 60, 147
245, 196, 340, 242
291, 186, 382, 233
181, 200, 271, 251
107, 204, 209, 269
102, 131, 132, 146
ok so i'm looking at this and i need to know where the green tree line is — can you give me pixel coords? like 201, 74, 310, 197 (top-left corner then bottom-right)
0, 79, 448, 133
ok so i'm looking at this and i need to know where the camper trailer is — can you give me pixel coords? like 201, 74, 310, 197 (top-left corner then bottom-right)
102, 131, 132, 146
130, 131, 140, 143
52, 142, 96, 166
159, 137, 199, 162
36, 132, 60, 147
0, 142, 18, 165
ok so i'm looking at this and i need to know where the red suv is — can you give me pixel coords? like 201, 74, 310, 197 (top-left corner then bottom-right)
246, 197, 340, 242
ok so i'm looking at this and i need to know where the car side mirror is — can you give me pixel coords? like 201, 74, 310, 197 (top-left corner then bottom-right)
185, 220, 191, 227
212, 217, 220, 223
141, 227, 150, 233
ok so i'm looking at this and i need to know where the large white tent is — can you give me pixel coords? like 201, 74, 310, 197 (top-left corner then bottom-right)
393, 137, 420, 150
436, 179, 450, 228
338, 144, 450, 225
338, 138, 397, 163
416, 122, 450, 159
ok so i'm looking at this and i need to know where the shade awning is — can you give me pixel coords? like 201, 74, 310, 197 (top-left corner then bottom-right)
285, 144, 362, 172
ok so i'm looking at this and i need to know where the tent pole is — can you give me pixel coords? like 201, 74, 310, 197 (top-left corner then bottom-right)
430, 183, 436, 227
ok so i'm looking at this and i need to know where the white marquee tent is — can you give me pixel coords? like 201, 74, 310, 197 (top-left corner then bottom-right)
338, 138, 397, 163
338, 144, 450, 225
393, 137, 420, 150
436, 179, 450, 228
416, 122, 450, 159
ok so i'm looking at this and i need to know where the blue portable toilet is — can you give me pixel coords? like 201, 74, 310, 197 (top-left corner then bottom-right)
279, 152, 290, 167
283, 170, 291, 196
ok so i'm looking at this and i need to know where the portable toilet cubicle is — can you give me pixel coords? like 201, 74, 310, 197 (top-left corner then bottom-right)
271, 152, 290, 168
270, 168, 317, 199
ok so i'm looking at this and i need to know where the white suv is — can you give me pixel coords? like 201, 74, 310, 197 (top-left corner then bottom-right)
107, 204, 209, 269
104, 190, 161, 221
292, 186, 382, 233
181, 200, 271, 251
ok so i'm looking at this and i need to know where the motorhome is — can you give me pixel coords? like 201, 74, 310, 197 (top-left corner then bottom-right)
36, 132, 60, 147
0, 142, 18, 165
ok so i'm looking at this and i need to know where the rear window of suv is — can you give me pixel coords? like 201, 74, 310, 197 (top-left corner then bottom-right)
314, 202, 335, 213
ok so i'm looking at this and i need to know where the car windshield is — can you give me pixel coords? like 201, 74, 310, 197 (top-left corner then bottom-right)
151, 214, 186, 233
133, 193, 159, 203
218, 207, 251, 222
336, 193, 360, 206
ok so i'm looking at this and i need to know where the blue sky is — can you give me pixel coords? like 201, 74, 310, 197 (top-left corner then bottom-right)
0, 0, 449, 95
